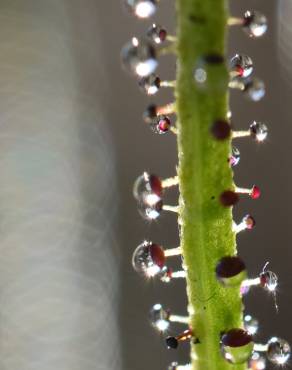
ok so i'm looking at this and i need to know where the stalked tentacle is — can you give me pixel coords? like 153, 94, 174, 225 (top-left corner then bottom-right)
132, 241, 182, 278
229, 77, 266, 101
254, 337, 291, 366
165, 329, 195, 349
228, 11, 268, 38
150, 303, 189, 332
121, 1, 289, 370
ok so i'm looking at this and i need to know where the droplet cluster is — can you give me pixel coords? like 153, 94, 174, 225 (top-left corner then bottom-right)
121, 1, 290, 370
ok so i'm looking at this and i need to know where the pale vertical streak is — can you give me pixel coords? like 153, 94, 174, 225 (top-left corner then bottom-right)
0, 1, 120, 370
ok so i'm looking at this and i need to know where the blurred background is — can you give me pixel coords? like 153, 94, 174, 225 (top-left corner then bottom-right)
0, 0, 290, 370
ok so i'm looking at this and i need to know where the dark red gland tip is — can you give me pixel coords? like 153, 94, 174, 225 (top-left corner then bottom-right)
149, 243, 165, 269
166, 336, 178, 349
211, 120, 231, 140
149, 174, 163, 197
216, 256, 246, 279
250, 185, 261, 199
220, 190, 239, 207
158, 116, 171, 132
159, 29, 167, 42
221, 328, 253, 348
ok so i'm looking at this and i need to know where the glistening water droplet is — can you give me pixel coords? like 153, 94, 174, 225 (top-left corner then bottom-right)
124, 0, 157, 18
260, 270, 278, 292
267, 337, 291, 365
245, 78, 265, 101
121, 37, 158, 77
249, 122, 268, 142
132, 241, 165, 277
147, 24, 167, 44
243, 11, 268, 38
221, 329, 254, 364
230, 54, 253, 78
244, 315, 259, 335
138, 74, 161, 95
133, 172, 162, 201
150, 303, 170, 332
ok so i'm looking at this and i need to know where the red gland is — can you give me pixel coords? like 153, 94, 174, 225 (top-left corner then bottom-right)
149, 174, 163, 197
211, 120, 231, 140
235, 65, 245, 77
159, 29, 167, 42
149, 243, 166, 269
158, 116, 171, 133
250, 185, 261, 199
220, 190, 239, 207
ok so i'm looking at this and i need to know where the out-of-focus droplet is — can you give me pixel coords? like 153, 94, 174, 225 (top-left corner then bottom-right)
150, 115, 172, 134
243, 215, 256, 230
244, 78, 266, 101
147, 24, 167, 44
249, 352, 266, 370
138, 74, 161, 95
249, 122, 268, 142
216, 256, 247, 287
243, 11, 268, 38
244, 315, 259, 335
150, 303, 170, 332
230, 54, 253, 78
260, 270, 278, 292
132, 241, 165, 277
143, 104, 157, 123
133, 172, 162, 201
124, 0, 157, 18
221, 329, 254, 364
121, 37, 158, 77
267, 337, 291, 365
230, 146, 241, 167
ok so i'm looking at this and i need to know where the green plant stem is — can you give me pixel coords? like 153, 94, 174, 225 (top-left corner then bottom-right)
175, 1, 244, 370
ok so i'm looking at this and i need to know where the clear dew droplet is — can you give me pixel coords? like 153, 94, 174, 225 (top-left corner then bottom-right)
137, 193, 163, 220
147, 24, 167, 44
267, 337, 291, 365
244, 78, 265, 101
150, 115, 172, 134
243, 11, 268, 38
124, 0, 157, 18
138, 74, 161, 95
133, 172, 162, 201
230, 146, 240, 167
221, 329, 254, 364
249, 352, 266, 370
230, 54, 253, 78
150, 303, 170, 331
249, 122, 268, 142
260, 270, 278, 292
132, 241, 165, 277
244, 314, 259, 335
121, 37, 158, 77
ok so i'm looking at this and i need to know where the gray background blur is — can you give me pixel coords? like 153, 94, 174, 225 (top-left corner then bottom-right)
0, 1, 290, 370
